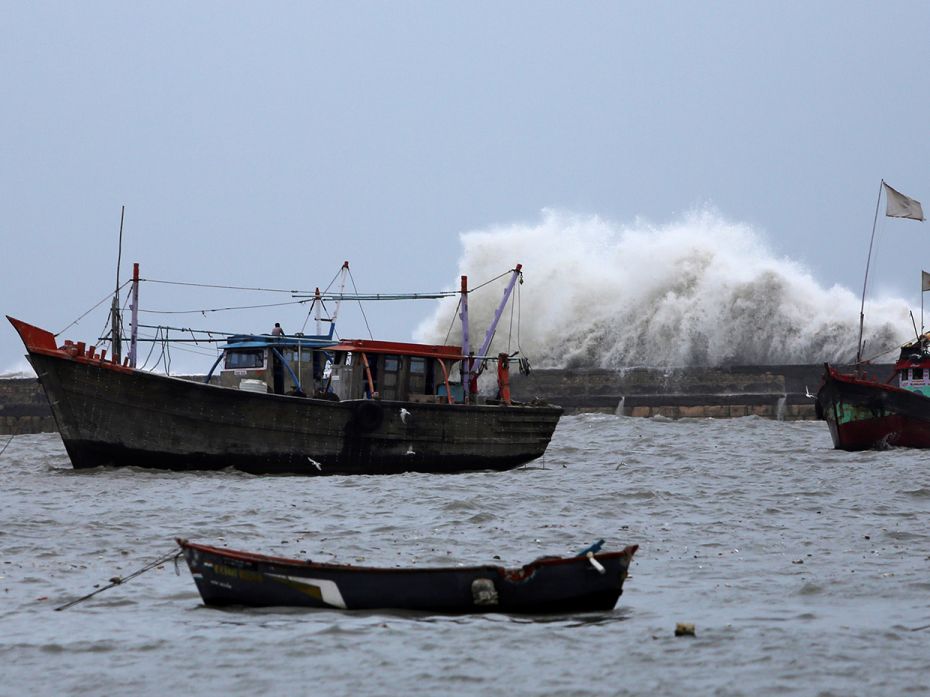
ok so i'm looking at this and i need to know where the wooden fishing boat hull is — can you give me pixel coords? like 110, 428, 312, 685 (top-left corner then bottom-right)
10, 318, 562, 475
816, 364, 930, 450
178, 539, 638, 614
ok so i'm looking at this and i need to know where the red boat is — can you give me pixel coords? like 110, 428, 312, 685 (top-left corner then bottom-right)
817, 181, 928, 450
817, 334, 930, 449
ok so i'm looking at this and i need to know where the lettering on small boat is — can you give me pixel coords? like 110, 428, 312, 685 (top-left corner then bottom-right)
212, 563, 263, 583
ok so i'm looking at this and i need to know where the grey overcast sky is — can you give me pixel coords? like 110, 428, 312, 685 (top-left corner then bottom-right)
2, 1, 929, 373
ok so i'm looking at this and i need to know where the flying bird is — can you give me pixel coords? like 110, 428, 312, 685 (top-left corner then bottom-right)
399, 408, 411, 424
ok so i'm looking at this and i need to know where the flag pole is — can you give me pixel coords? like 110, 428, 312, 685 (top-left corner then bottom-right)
857, 180, 885, 365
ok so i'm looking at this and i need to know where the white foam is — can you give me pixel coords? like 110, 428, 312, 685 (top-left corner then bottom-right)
415, 208, 912, 367
0, 358, 36, 379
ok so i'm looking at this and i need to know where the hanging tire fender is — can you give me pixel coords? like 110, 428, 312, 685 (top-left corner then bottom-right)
353, 400, 384, 432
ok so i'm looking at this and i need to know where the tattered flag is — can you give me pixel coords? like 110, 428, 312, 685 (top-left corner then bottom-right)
884, 183, 925, 221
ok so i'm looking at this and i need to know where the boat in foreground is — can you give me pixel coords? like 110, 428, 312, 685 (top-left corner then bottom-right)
817, 333, 930, 449
178, 539, 638, 614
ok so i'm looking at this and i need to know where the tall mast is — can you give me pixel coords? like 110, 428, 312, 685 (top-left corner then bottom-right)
110, 206, 125, 363
129, 262, 140, 367
856, 181, 884, 365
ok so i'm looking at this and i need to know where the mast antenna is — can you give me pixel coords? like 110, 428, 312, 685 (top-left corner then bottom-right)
110, 206, 126, 363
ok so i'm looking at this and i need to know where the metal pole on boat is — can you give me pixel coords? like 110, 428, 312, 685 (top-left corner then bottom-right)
856, 180, 884, 366
330, 261, 349, 331
460, 275, 470, 402
474, 264, 523, 374
129, 262, 140, 367
110, 205, 125, 363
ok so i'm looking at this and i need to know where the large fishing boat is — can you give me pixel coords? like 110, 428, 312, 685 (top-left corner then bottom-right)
817, 335, 930, 449
816, 180, 928, 450
8, 262, 562, 474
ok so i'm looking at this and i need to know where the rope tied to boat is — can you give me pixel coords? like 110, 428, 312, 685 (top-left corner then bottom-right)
0, 434, 14, 460
55, 548, 183, 611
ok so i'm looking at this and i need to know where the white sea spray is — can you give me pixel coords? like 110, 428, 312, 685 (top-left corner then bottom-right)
415, 208, 911, 367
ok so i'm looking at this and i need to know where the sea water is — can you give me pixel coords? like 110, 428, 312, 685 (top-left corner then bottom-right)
1, 415, 928, 696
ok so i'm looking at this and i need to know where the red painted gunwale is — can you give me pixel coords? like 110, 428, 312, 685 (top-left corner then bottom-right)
327, 339, 464, 360
7, 316, 134, 374
178, 539, 638, 575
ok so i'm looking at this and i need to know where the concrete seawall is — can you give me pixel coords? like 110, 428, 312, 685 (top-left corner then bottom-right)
508, 364, 849, 419
1, 363, 847, 435
0, 378, 57, 435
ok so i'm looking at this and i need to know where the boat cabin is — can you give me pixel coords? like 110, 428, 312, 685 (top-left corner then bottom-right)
208, 334, 471, 403
327, 339, 466, 403
895, 334, 930, 397
209, 333, 337, 396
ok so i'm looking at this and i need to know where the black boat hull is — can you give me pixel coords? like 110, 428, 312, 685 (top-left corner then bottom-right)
178, 540, 638, 614
28, 351, 562, 475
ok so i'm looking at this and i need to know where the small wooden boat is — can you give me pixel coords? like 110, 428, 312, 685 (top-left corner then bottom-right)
177, 539, 638, 614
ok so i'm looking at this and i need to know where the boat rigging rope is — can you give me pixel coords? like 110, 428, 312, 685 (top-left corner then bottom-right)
144, 278, 303, 293
138, 326, 163, 371
0, 434, 13, 460
55, 549, 183, 611
443, 296, 462, 346
346, 267, 374, 340
56, 280, 132, 338
856, 344, 901, 365
141, 299, 305, 315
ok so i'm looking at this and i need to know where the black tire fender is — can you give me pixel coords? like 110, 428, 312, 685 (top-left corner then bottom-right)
354, 401, 384, 432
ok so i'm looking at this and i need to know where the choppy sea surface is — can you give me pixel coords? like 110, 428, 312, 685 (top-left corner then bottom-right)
1, 415, 928, 697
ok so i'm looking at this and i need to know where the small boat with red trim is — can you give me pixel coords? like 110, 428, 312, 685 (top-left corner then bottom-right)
817, 334, 930, 450
177, 538, 638, 614
8, 262, 561, 475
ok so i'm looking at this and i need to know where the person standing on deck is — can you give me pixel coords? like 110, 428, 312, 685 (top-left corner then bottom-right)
271, 323, 284, 336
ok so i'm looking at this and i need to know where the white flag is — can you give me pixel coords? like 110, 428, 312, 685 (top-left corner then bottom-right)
884, 183, 925, 221
922, 270, 930, 292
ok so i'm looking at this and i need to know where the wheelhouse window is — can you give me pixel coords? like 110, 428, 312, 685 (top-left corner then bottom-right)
381, 354, 401, 397
913, 368, 924, 381
408, 356, 427, 394
225, 349, 264, 370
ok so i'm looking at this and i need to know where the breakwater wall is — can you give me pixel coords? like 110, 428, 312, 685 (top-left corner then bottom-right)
509, 364, 851, 419
0, 364, 851, 434
0, 378, 57, 435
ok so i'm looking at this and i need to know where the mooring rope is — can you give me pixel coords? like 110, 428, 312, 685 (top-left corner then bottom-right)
55, 549, 183, 611
0, 434, 13, 459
